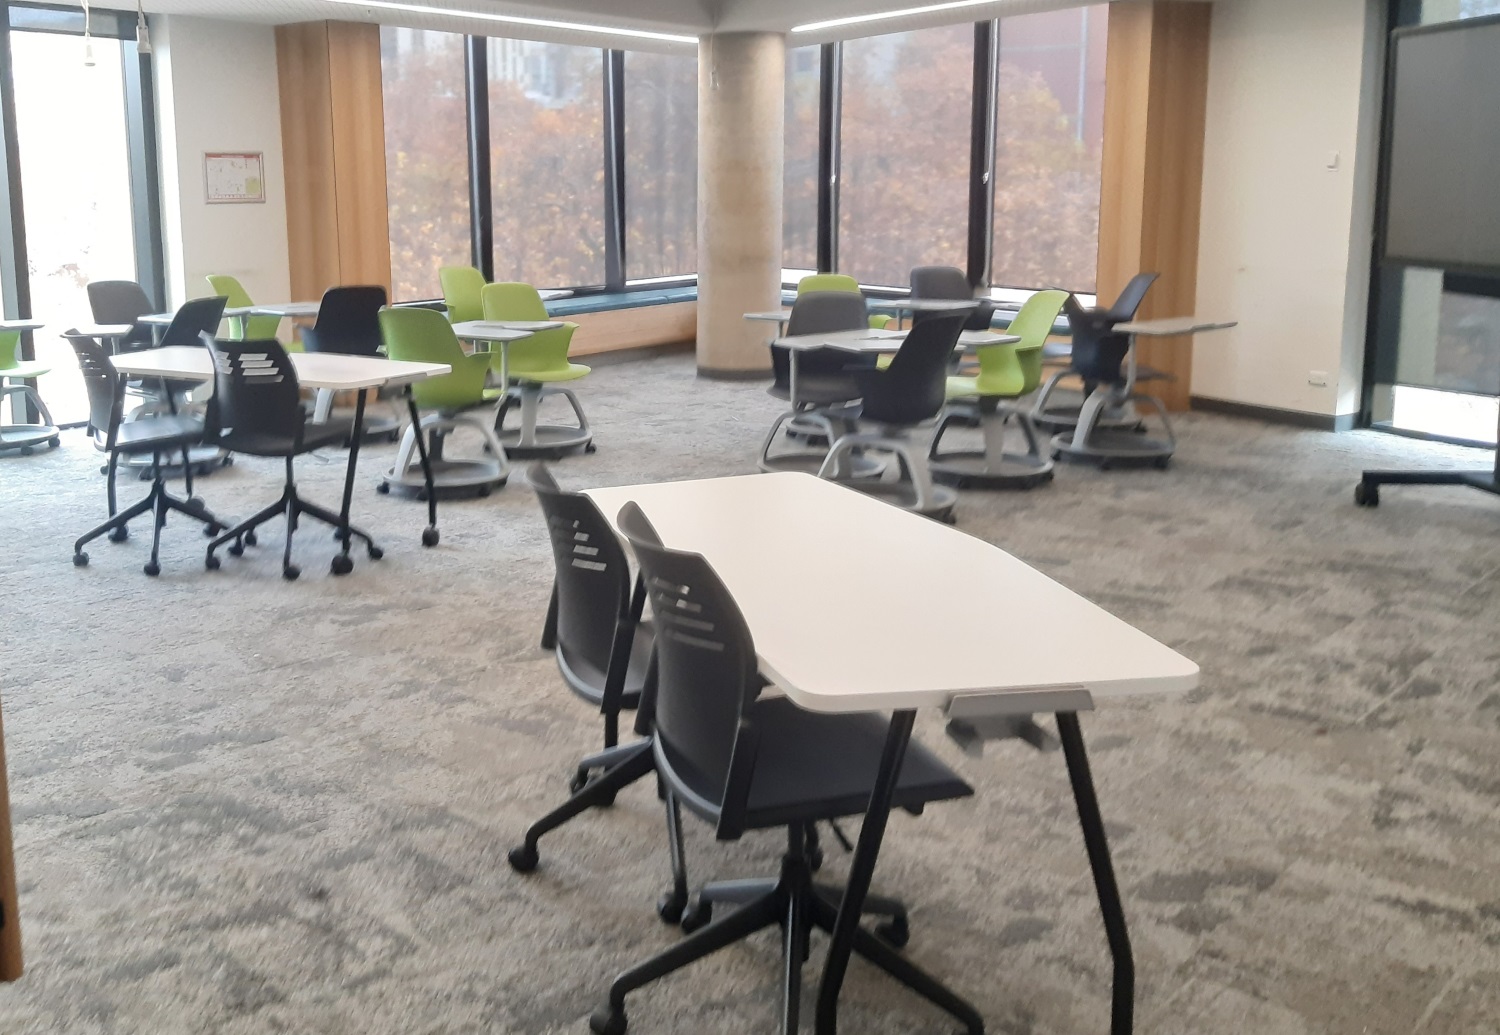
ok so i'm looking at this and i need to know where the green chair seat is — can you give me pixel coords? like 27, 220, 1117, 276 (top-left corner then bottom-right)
796, 273, 890, 330
0, 331, 47, 379
507, 359, 590, 383
206, 274, 283, 343
480, 282, 584, 382
378, 306, 495, 412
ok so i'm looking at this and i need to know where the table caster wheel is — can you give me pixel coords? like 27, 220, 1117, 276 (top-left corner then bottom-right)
205, 554, 221, 571
244, 530, 257, 547
99, 464, 109, 475
367, 545, 384, 560
875, 915, 910, 950
73, 552, 89, 567
143, 562, 160, 577
657, 888, 686, 924
507, 843, 538, 873
376, 481, 391, 494
282, 565, 301, 581
589, 1005, 627, 1035
108, 526, 129, 543
228, 542, 245, 557
422, 527, 439, 547
1354, 482, 1378, 507
680, 899, 712, 933
330, 554, 354, 576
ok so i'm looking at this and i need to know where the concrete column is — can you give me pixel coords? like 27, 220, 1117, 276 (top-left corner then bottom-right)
696, 32, 784, 378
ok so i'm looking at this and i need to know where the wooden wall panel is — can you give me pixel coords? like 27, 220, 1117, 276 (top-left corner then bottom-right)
1097, 0, 1213, 410
569, 302, 697, 357
327, 23, 392, 292
0, 702, 21, 982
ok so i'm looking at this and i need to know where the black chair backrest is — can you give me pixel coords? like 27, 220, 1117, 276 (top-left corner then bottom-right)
65, 331, 121, 445
301, 286, 388, 356
161, 296, 228, 348
618, 501, 761, 837
86, 280, 153, 350
203, 336, 305, 449
909, 265, 993, 331
1107, 272, 1159, 323
773, 291, 870, 386
1064, 272, 1158, 383
531, 463, 632, 686
853, 310, 967, 426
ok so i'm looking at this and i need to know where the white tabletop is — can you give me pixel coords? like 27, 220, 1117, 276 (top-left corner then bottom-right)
0, 320, 44, 333
537, 289, 573, 302
869, 298, 983, 312
225, 302, 322, 319
139, 312, 175, 326
774, 328, 1020, 354
109, 346, 450, 391
72, 323, 134, 339
1115, 317, 1237, 337
450, 320, 541, 343
744, 309, 794, 323
586, 473, 1198, 715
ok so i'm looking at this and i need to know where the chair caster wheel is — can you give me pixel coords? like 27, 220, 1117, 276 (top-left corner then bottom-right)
223, 456, 234, 466
507, 843, 539, 873
205, 554, 221, 571
569, 769, 589, 795
282, 565, 301, 581
367, 545, 384, 560
108, 526, 129, 543
680, 899, 712, 933
143, 562, 160, 577
585, 443, 597, 454
228, 542, 245, 557
589, 1005, 627, 1035
187, 496, 206, 512
48, 436, 59, 448
1099, 459, 1113, 471
73, 552, 89, 567
18, 446, 31, 456
875, 915, 910, 949
657, 888, 687, 924
244, 530, 257, 546
1354, 483, 1378, 507
330, 554, 354, 576
99, 464, 109, 475
477, 485, 491, 498
422, 527, 439, 547
808, 845, 824, 872
376, 482, 391, 494
415, 489, 429, 502
1154, 456, 1171, 470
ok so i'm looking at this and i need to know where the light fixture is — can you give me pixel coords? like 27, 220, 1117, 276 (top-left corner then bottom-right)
317, 0, 697, 45
82, 0, 95, 67
793, 0, 1002, 34
136, 0, 151, 55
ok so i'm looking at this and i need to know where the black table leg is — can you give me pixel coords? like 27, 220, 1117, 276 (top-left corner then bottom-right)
336, 389, 369, 561
1057, 711, 1133, 1035
405, 390, 439, 546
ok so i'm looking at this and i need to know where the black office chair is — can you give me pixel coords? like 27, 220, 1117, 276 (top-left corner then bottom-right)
508, 464, 694, 919
588, 502, 974, 1035
1031, 272, 1158, 432
818, 309, 968, 521
909, 265, 997, 331
66, 331, 225, 576
302, 285, 400, 440
759, 291, 873, 471
200, 337, 375, 580
86, 279, 154, 352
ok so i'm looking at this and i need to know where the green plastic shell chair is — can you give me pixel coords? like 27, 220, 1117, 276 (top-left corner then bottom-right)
797, 273, 892, 329
205, 274, 297, 348
439, 265, 487, 325
480, 282, 593, 459
0, 329, 59, 454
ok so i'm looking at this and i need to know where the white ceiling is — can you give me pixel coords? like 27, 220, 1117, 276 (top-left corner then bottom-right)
120, 0, 1103, 52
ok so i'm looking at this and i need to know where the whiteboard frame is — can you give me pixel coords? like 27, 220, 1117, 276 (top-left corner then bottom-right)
203, 151, 265, 205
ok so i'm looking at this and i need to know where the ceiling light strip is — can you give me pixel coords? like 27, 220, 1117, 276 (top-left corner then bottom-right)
318, 0, 697, 45
793, 0, 1006, 33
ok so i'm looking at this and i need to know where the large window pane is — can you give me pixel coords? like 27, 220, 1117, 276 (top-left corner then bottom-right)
13, 32, 135, 426
991, 6, 1108, 293
783, 45, 820, 275
489, 39, 606, 288
625, 50, 697, 281
839, 24, 973, 289
380, 27, 471, 301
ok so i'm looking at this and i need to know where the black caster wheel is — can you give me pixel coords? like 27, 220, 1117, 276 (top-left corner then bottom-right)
376, 482, 391, 494
585, 443, 597, 454
202, 524, 218, 538
143, 562, 160, 577
1154, 456, 1171, 470
330, 554, 354, 576
569, 769, 590, 795
507, 843, 539, 873
228, 542, 245, 557
99, 464, 109, 475
282, 565, 301, 581
72, 552, 89, 567
187, 496, 206, 512
1354, 482, 1378, 507
680, 899, 712, 933
245, 530, 258, 547
415, 489, 429, 502
808, 845, 824, 873
108, 526, 129, 543
422, 527, 439, 547
477, 485, 491, 498
205, 554, 221, 571
48, 436, 59, 448
367, 545, 384, 561
875, 915, 910, 950
18, 446, 32, 456
589, 1005, 627, 1035
657, 888, 687, 924
1099, 459, 1113, 471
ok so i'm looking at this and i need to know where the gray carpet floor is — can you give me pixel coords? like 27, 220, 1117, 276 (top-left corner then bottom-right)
2, 350, 1499, 1035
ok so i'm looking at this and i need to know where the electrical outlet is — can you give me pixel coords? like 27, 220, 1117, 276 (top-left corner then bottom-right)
1308, 370, 1330, 387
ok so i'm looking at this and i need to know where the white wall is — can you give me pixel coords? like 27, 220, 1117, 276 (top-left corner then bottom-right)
1192, 0, 1385, 420
155, 16, 289, 308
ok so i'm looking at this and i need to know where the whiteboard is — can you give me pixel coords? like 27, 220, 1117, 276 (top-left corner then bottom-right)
204, 152, 265, 204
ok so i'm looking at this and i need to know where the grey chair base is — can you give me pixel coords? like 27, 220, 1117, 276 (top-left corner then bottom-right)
1030, 370, 1144, 433
381, 410, 509, 498
311, 387, 402, 442
496, 382, 592, 459
1050, 388, 1176, 469
930, 398, 1055, 490
0, 383, 59, 454
819, 426, 957, 522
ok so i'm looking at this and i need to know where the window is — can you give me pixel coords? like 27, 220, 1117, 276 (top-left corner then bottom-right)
783, 45, 820, 276
380, 27, 471, 302
489, 39, 606, 288
624, 50, 697, 281
839, 24, 974, 289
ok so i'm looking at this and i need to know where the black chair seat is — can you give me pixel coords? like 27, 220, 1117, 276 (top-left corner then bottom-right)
735, 697, 972, 830
211, 417, 353, 457
767, 374, 863, 406
113, 413, 205, 454
559, 618, 654, 710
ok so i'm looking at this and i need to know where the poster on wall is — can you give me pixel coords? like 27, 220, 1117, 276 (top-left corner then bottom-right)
204, 152, 265, 204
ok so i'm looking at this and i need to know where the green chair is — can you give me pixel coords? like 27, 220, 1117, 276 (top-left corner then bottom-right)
480, 282, 593, 458
377, 306, 509, 497
797, 273, 892, 329
0, 328, 59, 454
205, 274, 302, 350
928, 288, 1069, 490
439, 265, 487, 324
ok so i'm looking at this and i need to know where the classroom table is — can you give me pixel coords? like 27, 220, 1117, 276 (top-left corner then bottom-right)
743, 308, 795, 335
109, 347, 452, 552
868, 297, 982, 329
586, 472, 1197, 1035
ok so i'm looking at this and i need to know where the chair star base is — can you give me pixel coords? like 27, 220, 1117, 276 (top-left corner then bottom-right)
496, 383, 592, 459
381, 411, 509, 499
205, 477, 381, 581
74, 465, 226, 577
930, 450, 1055, 489
931, 401, 1056, 491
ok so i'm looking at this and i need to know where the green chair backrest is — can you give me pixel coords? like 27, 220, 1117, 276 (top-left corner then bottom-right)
972, 289, 1070, 398
206, 274, 282, 341
0, 331, 18, 371
480, 282, 577, 376
439, 265, 487, 324
796, 273, 890, 329
377, 306, 491, 411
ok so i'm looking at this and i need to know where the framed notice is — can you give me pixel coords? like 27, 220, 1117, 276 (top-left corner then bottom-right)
204, 151, 265, 204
